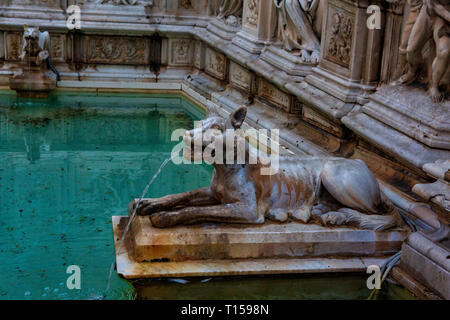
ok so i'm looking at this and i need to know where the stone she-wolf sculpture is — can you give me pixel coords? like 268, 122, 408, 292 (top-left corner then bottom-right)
393, 0, 450, 102
133, 106, 404, 231
274, 0, 323, 63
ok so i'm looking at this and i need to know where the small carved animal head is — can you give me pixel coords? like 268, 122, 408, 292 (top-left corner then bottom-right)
183, 105, 247, 164
23, 25, 40, 41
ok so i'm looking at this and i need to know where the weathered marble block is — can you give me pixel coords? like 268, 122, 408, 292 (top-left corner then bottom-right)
127, 215, 407, 262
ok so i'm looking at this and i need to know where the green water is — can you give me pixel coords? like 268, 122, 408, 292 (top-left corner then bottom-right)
0, 91, 415, 300
0, 92, 212, 299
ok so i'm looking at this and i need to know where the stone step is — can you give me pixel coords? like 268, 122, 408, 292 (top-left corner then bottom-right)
113, 216, 396, 279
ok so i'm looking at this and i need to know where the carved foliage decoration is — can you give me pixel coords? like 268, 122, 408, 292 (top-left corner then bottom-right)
205, 47, 227, 80
81, 36, 149, 65
325, 5, 353, 67
246, 0, 259, 27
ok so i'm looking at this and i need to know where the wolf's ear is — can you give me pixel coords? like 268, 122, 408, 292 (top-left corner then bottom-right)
24, 24, 28, 30
206, 104, 219, 117
230, 106, 247, 129
34, 26, 39, 30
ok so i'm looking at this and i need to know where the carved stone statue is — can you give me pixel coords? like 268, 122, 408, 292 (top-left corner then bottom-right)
393, 0, 450, 102
133, 106, 404, 231
9, 25, 59, 97
217, 0, 244, 26
273, 0, 323, 63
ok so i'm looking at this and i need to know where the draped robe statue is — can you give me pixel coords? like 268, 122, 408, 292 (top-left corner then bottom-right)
274, 0, 323, 63
217, 0, 244, 25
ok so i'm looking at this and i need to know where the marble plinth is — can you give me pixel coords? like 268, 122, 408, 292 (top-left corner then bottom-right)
113, 216, 406, 279
9, 69, 56, 98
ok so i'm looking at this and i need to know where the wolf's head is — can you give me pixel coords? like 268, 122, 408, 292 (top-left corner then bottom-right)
182, 105, 247, 165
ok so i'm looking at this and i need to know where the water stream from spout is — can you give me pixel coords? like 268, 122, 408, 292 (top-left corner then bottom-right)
105, 157, 172, 294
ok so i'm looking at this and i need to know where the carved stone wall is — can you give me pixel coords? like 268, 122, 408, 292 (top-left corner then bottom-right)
77, 35, 150, 65
205, 47, 227, 80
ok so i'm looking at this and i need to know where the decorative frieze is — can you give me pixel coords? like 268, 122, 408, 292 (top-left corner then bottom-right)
257, 78, 293, 113
179, 0, 193, 9
168, 38, 194, 66
80, 36, 149, 65
229, 61, 254, 92
205, 47, 227, 80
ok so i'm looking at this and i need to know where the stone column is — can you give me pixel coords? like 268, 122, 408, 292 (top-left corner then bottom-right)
232, 0, 277, 54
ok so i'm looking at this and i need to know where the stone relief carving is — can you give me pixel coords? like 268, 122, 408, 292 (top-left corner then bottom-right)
50, 34, 65, 62
230, 61, 254, 91
179, 0, 193, 9
325, 8, 353, 67
246, 0, 259, 26
169, 39, 193, 66
82, 36, 149, 64
217, 0, 244, 27
273, 0, 323, 64
258, 78, 292, 112
392, 0, 450, 102
205, 47, 227, 79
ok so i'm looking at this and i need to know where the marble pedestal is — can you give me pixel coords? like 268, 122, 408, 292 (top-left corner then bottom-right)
9, 67, 56, 98
113, 215, 407, 279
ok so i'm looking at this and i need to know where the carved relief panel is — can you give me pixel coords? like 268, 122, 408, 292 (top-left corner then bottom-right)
79, 36, 150, 65
205, 47, 227, 80
257, 78, 293, 113
323, 2, 354, 68
50, 34, 66, 63
230, 61, 254, 92
168, 38, 194, 66
246, 0, 259, 27
5, 32, 22, 61
193, 40, 205, 70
